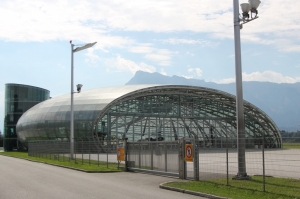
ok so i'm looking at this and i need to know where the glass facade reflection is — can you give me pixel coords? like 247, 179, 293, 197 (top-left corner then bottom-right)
4, 84, 50, 151
16, 85, 282, 149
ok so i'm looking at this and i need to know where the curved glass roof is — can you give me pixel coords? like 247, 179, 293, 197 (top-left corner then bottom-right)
16, 85, 281, 148
17, 85, 157, 124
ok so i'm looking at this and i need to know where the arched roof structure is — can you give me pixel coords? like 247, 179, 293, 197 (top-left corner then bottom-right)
16, 85, 282, 148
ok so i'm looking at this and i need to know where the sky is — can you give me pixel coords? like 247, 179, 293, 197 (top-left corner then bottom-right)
1, 0, 300, 133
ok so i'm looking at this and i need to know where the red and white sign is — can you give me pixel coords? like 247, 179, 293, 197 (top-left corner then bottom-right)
185, 144, 193, 162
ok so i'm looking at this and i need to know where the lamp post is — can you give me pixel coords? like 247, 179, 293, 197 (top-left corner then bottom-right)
233, 0, 260, 179
70, 40, 97, 159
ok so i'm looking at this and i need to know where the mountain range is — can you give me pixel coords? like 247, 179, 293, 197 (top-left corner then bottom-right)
126, 71, 300, 132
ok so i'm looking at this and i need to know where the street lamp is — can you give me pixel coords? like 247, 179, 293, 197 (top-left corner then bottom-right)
233, 0, 260, 179
70, 40, 97, 159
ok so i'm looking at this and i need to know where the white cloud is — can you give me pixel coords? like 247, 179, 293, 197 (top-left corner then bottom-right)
182, 75, 194, 79
128, 43, 174, 66
85, 48, 101, 67
129, 44, 154, 54
163, 38, 219, 47
0, 0, 299, 52
105, 55, 156, 74
160, 68, 167, 76
186, 51, 195, 56
144, 49, 174, 66
216, 71, 300, 84
188, 68, 203, 78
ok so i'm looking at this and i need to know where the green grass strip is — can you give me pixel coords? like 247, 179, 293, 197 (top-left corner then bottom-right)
164, 176, 300, 199
282, 143, 300, 149
0, 152, 123, 172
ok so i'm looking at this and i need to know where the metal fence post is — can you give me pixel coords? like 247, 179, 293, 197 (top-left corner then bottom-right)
165, 142, 167, 172
262, 135, 265, 192
74, 139, 77, 163
89, 139, 91, 166
179, 137, 185, 179
124, 138, 128, 171
151, 142, 153, 170
81, 139, 83, 165
194, 139, 199, 181
226, 135, 229, 186
139, 143, 142, 169
107, 143, 108, 168
98, 146, 100, 167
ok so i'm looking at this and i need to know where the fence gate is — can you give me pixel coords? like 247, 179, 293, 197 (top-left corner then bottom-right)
124, 138, 199, 180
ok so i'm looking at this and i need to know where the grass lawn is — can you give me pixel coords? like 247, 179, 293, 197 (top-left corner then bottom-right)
282, 142, 300, 149
0, 151, 123, 172
164, 176, 300, 199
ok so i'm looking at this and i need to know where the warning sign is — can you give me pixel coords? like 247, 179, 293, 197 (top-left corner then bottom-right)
117, 148, 125, 161
185, 144, 193, 162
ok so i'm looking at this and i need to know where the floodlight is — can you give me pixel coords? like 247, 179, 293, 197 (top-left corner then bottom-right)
249, 0, 261, 9
241, 3, 250, 13
76, 84, 83, 93
241, 3, 250, 18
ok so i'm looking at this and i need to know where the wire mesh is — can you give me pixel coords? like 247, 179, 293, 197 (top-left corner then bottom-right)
127, 141, 179, 174
28, 140, 119, 167
198, 137, 300, 192
27, 137, 300, 192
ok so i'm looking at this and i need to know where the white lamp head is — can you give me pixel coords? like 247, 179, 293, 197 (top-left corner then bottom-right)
241, 3, 250, 19
76, 84, 83, 93
241, 3, 250, 13
249, 0, 261, 9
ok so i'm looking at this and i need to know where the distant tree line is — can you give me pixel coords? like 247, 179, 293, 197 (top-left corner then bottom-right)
280, 130, 300, 143
0, 131, 3, 147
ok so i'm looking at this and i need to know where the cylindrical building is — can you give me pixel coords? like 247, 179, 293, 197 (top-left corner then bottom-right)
3, 84, 50, 151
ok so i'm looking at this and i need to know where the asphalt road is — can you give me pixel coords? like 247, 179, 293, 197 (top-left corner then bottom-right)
0, 155, 204, 199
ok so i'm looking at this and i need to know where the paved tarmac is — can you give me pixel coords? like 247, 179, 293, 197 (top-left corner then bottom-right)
0, 155, 205, 199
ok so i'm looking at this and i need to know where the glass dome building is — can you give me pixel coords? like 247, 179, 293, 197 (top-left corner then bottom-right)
16, 85, 282, 149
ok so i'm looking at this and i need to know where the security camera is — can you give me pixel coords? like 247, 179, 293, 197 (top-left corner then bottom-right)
76, 84, 83, 93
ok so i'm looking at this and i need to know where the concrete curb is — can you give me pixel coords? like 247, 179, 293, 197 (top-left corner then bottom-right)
0, 154, 121, 173
159, 182, 229, 199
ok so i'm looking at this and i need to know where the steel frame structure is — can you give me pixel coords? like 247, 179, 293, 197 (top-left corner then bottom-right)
92, 86, 281, 149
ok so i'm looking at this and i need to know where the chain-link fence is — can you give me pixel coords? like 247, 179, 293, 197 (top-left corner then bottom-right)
28, 137, 300, 192
198, 137, 300, 192
28, 140, 119, 167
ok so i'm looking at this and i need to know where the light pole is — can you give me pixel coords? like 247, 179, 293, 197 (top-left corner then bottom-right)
70, 40, 97, 159
233, 0, 260, 179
